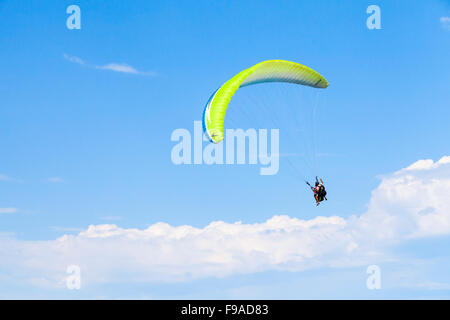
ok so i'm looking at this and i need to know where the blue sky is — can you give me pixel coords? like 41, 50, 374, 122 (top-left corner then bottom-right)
0, 0, 450, 299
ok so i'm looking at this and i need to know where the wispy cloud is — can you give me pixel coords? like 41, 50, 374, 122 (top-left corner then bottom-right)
0, 174, 21, 183
96, 63, 138, 74
0, 208, 18, 214
45, 177, 64, 183
63, 53, 85, 65
0, 174, 12, 182
63, 54, 155, 76
96, 63, 156, 76
441, 17, 450, 30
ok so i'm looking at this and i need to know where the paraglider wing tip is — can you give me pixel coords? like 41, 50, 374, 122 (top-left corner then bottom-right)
317, 79, 329, 88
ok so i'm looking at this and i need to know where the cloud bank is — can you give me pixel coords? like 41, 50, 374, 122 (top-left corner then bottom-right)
0, 156, 449, 287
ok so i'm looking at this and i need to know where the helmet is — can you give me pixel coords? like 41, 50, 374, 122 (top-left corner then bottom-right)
315, 181, 319, 187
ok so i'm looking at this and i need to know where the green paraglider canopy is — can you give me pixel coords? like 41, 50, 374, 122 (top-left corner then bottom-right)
202, 60, 328, 143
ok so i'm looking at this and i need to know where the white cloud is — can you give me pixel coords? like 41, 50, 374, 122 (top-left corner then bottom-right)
402, 156, 450, 171
441, 17, 450, 30
0, 208, 18, 214
0, 156, 449, 287
358, 156, 450, 239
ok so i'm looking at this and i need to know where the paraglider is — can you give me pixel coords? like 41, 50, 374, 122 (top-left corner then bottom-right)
202, 59, 329, 205
306, 177, 327, 206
